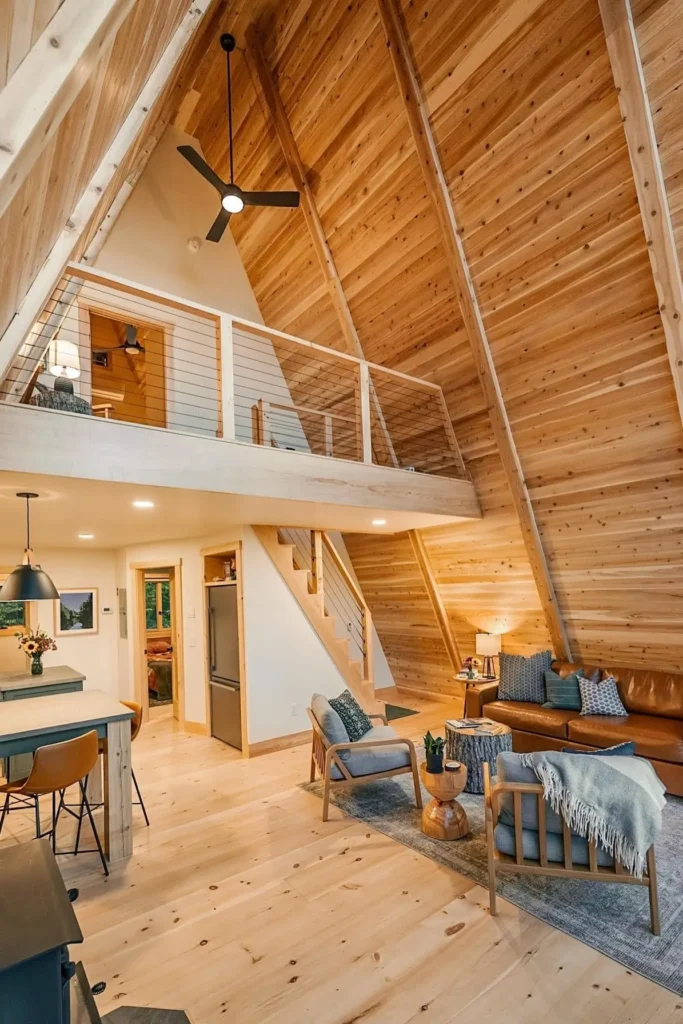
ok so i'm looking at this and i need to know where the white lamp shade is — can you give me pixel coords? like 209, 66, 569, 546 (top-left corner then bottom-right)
48, 339, 81, 379
475, 633, 501, 657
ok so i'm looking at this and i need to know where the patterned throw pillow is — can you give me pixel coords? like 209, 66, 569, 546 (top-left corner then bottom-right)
543, 666, 600, 711
329, 689, 372, 741
498, 650, 552, 704
579, 675, 628, 717
562, 741, 635, 756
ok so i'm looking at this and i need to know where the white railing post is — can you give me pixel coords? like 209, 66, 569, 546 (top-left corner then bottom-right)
219, 314, 235, 441
359, 361, 372, 464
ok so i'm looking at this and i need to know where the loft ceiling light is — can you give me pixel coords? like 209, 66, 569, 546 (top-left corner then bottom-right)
133, 500, 154, 509
372, 519, 387, 526
0, 493, 59, 601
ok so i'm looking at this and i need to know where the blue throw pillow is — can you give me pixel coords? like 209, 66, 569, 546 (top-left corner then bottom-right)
498, 650, 552, 704
543, 666, 600, 711
562, 741, 635, 756
329, 689, 372, 741
579, 675, 628, 716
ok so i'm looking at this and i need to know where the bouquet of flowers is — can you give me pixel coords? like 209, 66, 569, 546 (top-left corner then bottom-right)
16, 626, 58, 658
462, 655, 481, 679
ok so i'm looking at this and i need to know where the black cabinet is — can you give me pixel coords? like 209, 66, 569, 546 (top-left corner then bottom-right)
0, 840, 92, 1024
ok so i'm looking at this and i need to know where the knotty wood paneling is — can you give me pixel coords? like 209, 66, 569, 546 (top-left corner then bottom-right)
182, 0, 683, 681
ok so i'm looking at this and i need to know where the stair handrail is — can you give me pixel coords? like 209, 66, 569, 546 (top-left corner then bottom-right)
320, 531, 373, 685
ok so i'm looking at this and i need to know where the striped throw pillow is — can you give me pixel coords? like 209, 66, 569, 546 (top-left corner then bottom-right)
498, 650, 552, 704
542, 668, 582, 711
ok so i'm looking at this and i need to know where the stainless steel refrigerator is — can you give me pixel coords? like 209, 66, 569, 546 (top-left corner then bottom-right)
208, 585, 242, 749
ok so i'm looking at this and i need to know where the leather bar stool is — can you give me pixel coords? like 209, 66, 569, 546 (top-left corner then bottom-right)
0, 730, 108, 876
122, 700, 150, 826
77, 700, 150, 827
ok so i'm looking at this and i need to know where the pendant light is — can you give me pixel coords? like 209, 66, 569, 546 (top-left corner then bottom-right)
0, 492, 59, 601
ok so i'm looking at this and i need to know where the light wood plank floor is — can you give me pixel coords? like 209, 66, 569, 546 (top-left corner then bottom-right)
1, 688, 680, 1023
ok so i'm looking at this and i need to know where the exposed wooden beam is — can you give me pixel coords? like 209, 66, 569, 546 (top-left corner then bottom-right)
598, 0, 683, 429
244, 23, 399, 468
376, 0, 572, 661
408, 529, 462, 672
0, 0, 137, 222
0, 0, 214, 388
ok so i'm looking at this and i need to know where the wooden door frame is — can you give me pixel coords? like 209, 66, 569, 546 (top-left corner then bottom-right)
201, 541, 248, 756
131, 559, 185, 726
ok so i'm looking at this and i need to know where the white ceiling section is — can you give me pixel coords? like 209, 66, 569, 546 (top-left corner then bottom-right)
0, 472, 464, 549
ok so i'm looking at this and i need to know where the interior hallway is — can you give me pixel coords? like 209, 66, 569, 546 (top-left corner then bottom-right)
0, 691, 679, 1024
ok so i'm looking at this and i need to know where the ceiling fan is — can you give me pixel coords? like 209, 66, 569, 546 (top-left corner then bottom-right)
93, 324, 145, 357
177, 33, 300, 243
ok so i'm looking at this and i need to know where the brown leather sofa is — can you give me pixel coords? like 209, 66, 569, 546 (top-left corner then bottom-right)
464, 660, 683, 796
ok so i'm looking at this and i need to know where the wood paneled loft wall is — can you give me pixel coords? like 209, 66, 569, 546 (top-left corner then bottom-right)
180, 0, 683, 689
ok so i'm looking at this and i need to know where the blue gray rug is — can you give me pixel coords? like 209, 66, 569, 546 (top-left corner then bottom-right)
306, 767, 683, 995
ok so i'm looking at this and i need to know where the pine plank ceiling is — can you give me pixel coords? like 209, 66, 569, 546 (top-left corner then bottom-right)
2, 0, 683, 688
182, 0, 683, 681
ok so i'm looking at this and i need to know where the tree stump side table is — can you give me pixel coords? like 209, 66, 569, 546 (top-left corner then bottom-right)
419, 762, 468, 840
445, 720, 512, 794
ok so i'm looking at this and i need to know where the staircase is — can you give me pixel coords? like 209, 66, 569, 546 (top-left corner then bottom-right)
253, 526, 380, 714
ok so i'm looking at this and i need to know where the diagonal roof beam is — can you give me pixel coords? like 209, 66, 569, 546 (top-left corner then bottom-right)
375, 0, 572, 661
0, 0, 214, 389
408, 529, 462, 672
599, 0, 683, 430
0, 0, 138, 222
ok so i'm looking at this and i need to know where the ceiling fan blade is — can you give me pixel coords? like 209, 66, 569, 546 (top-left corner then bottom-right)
242, 190, 301, 208
206, 207, 231, 243
177, 145, 226, 195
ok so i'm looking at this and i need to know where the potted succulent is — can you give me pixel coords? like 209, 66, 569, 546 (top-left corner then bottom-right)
424, 731, 445, 774
16, 626, 57, 675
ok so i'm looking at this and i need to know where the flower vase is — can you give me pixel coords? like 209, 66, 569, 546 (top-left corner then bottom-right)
31, 653, 43, 676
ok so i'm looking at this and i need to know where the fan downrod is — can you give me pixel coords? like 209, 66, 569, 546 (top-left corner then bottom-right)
220, 33, 236, 53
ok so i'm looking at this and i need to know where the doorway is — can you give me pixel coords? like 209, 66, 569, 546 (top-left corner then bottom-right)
90, 310, 166, 428
133, 564, 183, 722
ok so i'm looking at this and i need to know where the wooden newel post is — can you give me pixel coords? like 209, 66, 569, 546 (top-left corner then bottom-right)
219, 314, 235, 441
359, 361, 372, 464
311, 530, 324, 596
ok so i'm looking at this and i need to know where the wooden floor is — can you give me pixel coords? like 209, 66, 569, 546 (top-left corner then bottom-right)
1, 688, 680, 1023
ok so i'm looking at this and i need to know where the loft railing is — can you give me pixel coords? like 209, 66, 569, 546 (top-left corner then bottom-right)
0, 262, 468, 480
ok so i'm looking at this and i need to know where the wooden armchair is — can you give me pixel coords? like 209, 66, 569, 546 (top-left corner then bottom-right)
483, 762, 660, 934
308, 707, 422, 822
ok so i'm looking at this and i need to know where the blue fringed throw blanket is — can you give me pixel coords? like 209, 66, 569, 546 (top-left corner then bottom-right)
519, 750, 666, 877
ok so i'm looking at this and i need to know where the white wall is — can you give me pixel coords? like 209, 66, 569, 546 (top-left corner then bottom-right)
241, 527, 346, 743
0, 547, 120, 698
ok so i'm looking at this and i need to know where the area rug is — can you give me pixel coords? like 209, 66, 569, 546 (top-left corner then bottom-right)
384, 703, 419, 721
305, 763, 683, 995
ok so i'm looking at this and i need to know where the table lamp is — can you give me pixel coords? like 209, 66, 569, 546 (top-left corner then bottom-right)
48, 339, 80, 394
475, 633, 501, 679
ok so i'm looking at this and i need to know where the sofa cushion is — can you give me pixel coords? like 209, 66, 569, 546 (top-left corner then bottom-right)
498, 650, 552, 703
568, 714, 683, 763
330, 725, 410, 780
494, 822, 614, 867
601, 666, 683, 720
551, 660, 602, 680
311, 693, 350, 762
485, 700, 575, 739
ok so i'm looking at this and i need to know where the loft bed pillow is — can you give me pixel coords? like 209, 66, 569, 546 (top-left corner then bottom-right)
498, 650, 552, 704
579, 675, 628, 716
543, 666, 600, 711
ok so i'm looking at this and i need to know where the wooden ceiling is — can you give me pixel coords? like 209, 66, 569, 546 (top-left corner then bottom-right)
2, 0, 683, 692
181, 0, 683, 685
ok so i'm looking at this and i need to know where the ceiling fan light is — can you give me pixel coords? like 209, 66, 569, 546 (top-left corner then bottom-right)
222, 193, 244, 214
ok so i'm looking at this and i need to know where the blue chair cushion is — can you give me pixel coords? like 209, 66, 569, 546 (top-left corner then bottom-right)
311, 693, 350, 762
494, 823, 614, 867
330, 725, 410, 780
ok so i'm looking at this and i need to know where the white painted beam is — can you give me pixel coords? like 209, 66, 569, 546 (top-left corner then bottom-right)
0, 0, 137, 221
599, 0, 683, 430
0, 0, 213, 388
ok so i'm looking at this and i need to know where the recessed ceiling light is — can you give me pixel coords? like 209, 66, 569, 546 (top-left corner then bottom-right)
133, 500, 154, 509
372, 519, 387, 526
78, 533, 94, 540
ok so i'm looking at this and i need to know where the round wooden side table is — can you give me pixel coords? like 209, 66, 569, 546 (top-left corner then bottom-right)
445, 719, 512, 794
420, 762, 469, 840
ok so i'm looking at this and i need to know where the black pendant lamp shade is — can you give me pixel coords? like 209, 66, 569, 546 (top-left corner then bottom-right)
0, 493, 59, 602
